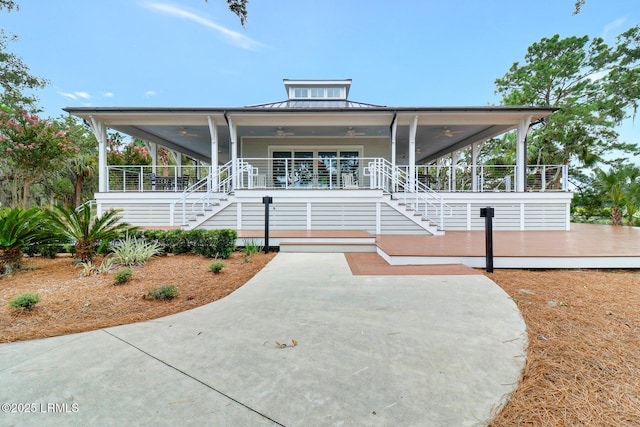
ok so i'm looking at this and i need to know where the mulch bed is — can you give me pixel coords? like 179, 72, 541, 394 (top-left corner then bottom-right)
486, 268, 640, 426
0, 251, 275, 343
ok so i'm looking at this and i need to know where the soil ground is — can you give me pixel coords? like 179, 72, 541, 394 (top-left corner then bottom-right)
1, 254, 639, 424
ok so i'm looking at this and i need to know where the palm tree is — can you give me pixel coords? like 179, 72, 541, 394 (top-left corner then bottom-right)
0, 207, 56, 273
594, 164, 638, 226
46, 203, 135, 262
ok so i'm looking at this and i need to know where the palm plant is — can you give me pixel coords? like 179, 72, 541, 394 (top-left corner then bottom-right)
46, 203, 134, 262
0, 207, 56, 273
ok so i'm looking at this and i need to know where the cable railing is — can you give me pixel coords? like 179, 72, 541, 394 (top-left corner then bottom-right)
366, 159, 452, 230
106, 165, 211, 192
396, 164, 569, 192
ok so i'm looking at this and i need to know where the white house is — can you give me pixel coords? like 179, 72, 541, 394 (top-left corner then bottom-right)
64, 79, 571, 237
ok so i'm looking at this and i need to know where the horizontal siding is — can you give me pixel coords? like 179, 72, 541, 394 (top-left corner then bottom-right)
243, 202, 307, 229
312, 202, 376, 231
100, 202, 171, 226
380, 204, 430, 235
441, 204, 468, 230
200, 205, 237, 229
524, 203, 566, 230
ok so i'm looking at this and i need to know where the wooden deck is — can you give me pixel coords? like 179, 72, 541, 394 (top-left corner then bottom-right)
238, 224, 640, 269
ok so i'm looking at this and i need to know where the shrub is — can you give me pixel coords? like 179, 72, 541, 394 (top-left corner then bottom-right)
46, 204, 135, 263
243, 239, 263, 256
209, 261, 224, 274
1, 207, 57, 273
111, 235, 162, 266
114, 267, 133, 284
9, 293, 41, 310
145, 284, 178, 300
164, 229, 191, 254
189, 229, 237, 258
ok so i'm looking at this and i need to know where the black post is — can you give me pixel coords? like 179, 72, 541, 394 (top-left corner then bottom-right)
262, 196, 272, 254
480, 207, 495, 273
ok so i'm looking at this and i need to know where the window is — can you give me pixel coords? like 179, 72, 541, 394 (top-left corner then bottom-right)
291, 86, 344, 99
326, 88, 342, 98
293, 88, 308, 98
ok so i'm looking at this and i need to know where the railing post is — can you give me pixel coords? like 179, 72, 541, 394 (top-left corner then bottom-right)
541, 165, 546, 192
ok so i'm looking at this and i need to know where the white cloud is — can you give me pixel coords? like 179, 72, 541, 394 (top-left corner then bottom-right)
58, 91, 91, 100
145, 90, 157, 97
142, 2, 264, 50
58, 91, 77, 100
602, 17, 627, 40
103, 92, 114, 98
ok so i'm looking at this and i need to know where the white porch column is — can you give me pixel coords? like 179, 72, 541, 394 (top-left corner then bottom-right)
90, 117, 107, 193
390, 114, 398, 169
207, 116, 219, 189
471, 142, 479, 192
149, 143, 158, 175
451, 151, 458, 192
228, 116, 238, 190
516, 115, 532, 192
175, 152, 182, 177
409, 115, 418, 191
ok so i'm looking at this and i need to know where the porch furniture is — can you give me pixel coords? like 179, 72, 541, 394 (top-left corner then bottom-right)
342, 173, 357, 189
149, 174, 191, 191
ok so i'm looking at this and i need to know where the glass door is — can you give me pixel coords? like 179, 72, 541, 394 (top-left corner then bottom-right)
272, 151, 291, 188
317, 152, 338, 188
293, 152, 314, 187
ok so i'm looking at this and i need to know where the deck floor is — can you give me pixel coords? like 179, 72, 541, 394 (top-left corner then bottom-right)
375, 223, 640, 258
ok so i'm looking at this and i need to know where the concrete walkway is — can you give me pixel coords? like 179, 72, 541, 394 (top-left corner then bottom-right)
0, 253, 527, 426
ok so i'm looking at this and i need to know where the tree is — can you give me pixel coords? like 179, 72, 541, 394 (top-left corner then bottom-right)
573, 0, 585, 15
593, 163, 639, 226
493, 29, 640, 188
0, 109, 77, 207
205, 0, 248, 27
0, 110, 76, 206
0, 1, 48, 110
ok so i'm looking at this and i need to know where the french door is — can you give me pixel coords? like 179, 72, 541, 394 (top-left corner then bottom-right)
271, 149, 360, 188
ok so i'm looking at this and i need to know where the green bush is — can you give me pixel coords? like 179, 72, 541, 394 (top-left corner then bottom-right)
9, 293, 41, 310
243, 239, 263, 256
209, 261, 225, 274
164, 229, 191, 254
189, 229, 237, 258
111, 235, 162, 266
114, 267, 133, 284
145, 284, 178, 300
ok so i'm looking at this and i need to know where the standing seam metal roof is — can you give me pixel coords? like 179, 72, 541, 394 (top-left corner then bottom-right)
245, 99, 387, 109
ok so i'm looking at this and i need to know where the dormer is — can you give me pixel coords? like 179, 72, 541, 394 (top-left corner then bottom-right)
283, 79, 352, 100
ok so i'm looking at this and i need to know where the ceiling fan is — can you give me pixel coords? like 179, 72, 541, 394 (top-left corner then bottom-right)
275, 127, 294, 137
179, 127, 198, 138
441, 127, 464, 138
346, 127, 365, 137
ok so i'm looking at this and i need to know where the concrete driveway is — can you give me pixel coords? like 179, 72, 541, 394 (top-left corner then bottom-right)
0, 253, 526, 426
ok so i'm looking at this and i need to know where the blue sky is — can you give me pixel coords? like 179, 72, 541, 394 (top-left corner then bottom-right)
1, 0, 638, 143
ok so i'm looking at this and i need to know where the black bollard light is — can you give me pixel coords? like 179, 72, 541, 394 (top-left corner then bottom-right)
262, 196, 273, 254
480, 206, 495, 273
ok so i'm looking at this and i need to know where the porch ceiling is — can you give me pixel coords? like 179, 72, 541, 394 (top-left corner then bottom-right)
64, 106, 555, 164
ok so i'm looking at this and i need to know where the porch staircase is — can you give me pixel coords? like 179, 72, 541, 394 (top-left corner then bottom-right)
181, 194, 234, 230
385, 196, 443, 235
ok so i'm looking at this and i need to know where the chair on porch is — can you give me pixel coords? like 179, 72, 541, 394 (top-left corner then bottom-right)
254, 174, 267, 188
342, 173, 358, 189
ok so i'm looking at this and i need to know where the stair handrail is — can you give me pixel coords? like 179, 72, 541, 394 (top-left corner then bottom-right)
367, 158, 452, 230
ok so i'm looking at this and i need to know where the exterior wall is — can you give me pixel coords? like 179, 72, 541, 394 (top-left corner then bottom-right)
95, 189, 573, 232
435, 192, 573, 231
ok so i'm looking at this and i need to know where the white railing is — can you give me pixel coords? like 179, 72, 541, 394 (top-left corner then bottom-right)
366, 159, 452, 229
397, 164, 569, 192
106, 165, 211, 192
235, 157, 374, 189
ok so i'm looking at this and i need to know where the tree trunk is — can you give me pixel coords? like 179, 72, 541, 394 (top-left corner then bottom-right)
74, 173, 85, 207
611, 205, 623, 226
